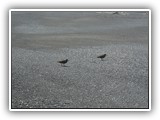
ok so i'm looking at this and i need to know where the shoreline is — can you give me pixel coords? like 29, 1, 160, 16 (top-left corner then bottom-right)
11, 44, 148, 108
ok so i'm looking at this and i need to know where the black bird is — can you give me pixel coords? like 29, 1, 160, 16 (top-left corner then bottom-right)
97, 54, 106, 61
112, 11, 120, 15
58, 59, 68, 66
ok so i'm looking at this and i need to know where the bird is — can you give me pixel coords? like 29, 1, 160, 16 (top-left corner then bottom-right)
57, 59, 68, 66
97, 54, 106, 61
112, 11, 120, 15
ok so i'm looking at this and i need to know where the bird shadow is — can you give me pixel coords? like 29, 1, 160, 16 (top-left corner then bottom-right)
101, 59, 107, 61
61, 65, 70, 67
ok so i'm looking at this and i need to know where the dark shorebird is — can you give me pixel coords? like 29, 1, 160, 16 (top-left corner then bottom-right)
112, 11, 120, 15
58, 59, 68, 66
97, 54, 106, 61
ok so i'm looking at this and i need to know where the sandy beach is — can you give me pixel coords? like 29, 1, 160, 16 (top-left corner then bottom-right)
11, 11, 149, 109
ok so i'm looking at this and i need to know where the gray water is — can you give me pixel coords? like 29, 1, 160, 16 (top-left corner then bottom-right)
11, 11, 148, 34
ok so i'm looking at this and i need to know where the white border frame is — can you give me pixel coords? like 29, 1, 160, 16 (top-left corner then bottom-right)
9, 9, 151, 111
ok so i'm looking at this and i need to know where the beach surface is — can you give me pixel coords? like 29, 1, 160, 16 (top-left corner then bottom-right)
11, 11, 149, 109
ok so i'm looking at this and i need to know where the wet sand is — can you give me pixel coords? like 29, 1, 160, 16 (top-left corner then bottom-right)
11, 11, 149, 109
